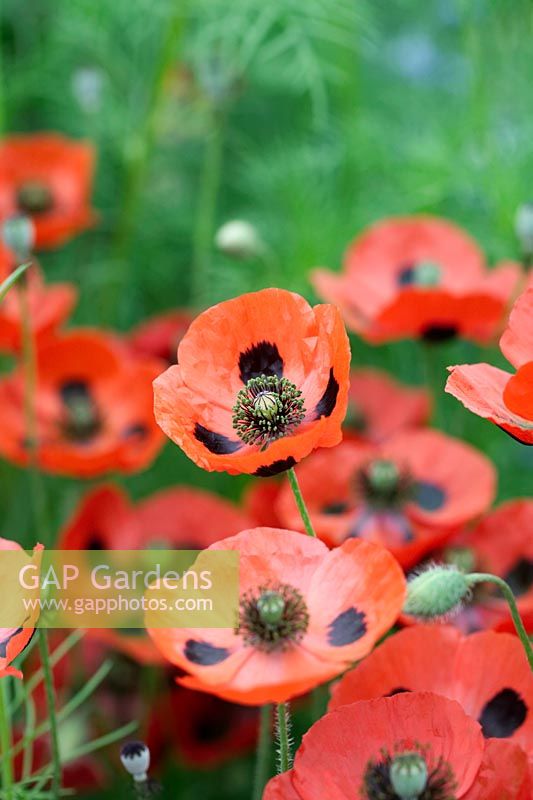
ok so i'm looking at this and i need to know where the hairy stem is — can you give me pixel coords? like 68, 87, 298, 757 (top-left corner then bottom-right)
275, 702, 292, 774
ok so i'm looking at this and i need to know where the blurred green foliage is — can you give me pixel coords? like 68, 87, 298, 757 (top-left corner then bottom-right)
2, 0, 533, 796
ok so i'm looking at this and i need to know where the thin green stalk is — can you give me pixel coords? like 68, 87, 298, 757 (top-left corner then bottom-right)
287, 467, 316, 537
104, 3, 188, 322
38, 631, 62, 797
0, 261, 31, 302
13, 631, 84, 714
420, 341, 446, 430
275, 702, 292, 774
0, 679, 13, 799
22, 689, 36, 779
468, 574, 533, 671
191, 108, 225, 306
252, 704, 272, 800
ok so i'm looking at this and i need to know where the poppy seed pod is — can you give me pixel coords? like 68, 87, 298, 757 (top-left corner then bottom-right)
2, 215, 35, 259
389, 752, 428, 799
515, 203, 533, 259
120, 741, 150, 782
215, 220, 264, 259
403, 565, 471, 620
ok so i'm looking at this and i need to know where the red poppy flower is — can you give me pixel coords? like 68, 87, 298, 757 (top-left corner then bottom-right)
0, 257, 76, 354
264, 693, 531, 800
0, 133, 96, 249
447, 288, 533, 444
153, 288, 350, 476
58, 483, 251, 663
312, 216, 519, 344
0, 330, 164, 477
128, 310, 194, 365
443, 500, 533, 635
330, 625, 533, 758
0, 537, 43, 679
244, 479, 285, 528
276, 430, 495, 568
345, 368, 430, 443
147, 679, 258, 768
148, 527, 405, 705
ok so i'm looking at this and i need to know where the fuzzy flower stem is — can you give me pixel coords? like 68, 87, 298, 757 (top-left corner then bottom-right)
468, 573, 533, 671
275, 702, 292, 774
38, 630, 62, 796
288, 468, 316, 537
0, 678, 14, 799
252, 704, 272, 800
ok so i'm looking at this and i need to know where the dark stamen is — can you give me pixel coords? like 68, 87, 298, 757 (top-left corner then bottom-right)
363, 747, 456, 800
232, 374, 305, 450
356, 459, 413, 509
60, 380, 101, 442
17, 181, 54, 215
238, 582, 309, 653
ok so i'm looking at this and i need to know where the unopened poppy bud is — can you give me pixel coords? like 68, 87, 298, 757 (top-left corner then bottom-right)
413, 261, 441, 286
403, 565, 471, 620
254, 392, 281, 421
515, 203, 533, 260
120, 741, 150, 783
390, 752, 428, 799
2, 215, 35, 259
215, 220, 264, 260
368, 459, 399, 492
257, 591, 285, 625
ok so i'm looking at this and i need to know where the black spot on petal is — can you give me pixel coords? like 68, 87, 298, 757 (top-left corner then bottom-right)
314, 369, 339, 419
413, 481, 446, 511
123, 423, 148, 440
504, 558, 533, 598
479, 688, 528, 738
327, 607, 367, 646
86, 534, 106, 550
385, 687, 411, 697
421, 324, 458, 342
322, 502, 350, 515
397, 264, 416, 286
184, 640, 231, 666
239, 341, 283, 383
194, 423, 242, 455
254, 457, 296, 477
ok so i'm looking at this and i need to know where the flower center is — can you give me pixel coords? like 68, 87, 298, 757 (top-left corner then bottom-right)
357, 459, 413, 509
362, 748, 457, 800
237, 583, 309, 652
17, 181, 54, 215
398, 261, 442, 288
60, 381, 102, 442
232, 375, 305, 450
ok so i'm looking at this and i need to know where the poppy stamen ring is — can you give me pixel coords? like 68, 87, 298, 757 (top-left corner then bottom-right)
17, 180, 54, 215
237, 582, 309, 652
232, 375, 305, 450
362, 745, 457, 800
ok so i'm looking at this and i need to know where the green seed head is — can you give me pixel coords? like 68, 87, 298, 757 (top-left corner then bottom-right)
254, 391, 281, 421
256, 591, 285, 625
368, 459, 400, 493
413, 261, 441, 286
404, 565, 471, 620
390, 752, 428, 799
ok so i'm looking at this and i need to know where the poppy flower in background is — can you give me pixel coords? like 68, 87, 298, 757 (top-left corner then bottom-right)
147, 679, 258, 768
330, 626, 533, 757
128, 309, 194, 365
148, 527, 405, 705
276, 430, 495, 568
442, 500, 533, 635
312, 216, 520, 344
244, 479, 284, 528
0, 257, 77, 353
0, 537, 43, 679
0, 133, 96, 249
263, 692, 531, 800
0, 330, 164, 477
447, 288, 533, 444
59, 483, 251, 663
344, 368, 430, 443
153, 288, 350, 476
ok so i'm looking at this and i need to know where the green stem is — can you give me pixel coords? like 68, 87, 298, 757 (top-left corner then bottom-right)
252, 705, 271, 800
275, 702, 291, 774
191, 108, 225, 307
0, 261, 31, 303
468, 573, 533, 671
0, 679, 13, 799
420, 342, 446, 430
104, 3, 187, 323
287, 467, 316, 537
38, 631, 62, 796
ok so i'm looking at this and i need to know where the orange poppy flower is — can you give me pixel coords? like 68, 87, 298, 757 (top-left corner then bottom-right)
58, 483, 251, 663
0, 330, 164, 477
244, 479, 285, 528
330, 626, 533, 757
0, 537, 43, 679
128, 309, 194, 365
263, 692, 531, 800
345, 368, 430, 443
0, 133, 96, 249
0, 257, 76, 354
447, 288, 533, 444
153, 288, 350, 476
276, 430, 495, 568
312, 216, 519, 344
147, 527, 405, 705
